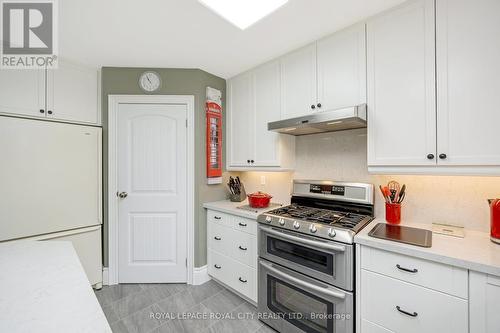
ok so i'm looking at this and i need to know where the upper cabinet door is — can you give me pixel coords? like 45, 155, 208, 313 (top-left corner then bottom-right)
46, 61, 99, 125
280, 43, 317, 119
253, 61, 281, 167
436, 0, 500, 166
367, 0, 436, 166
227, 72, 255, 167
317, 23, 367, 112
0, 70, 45, 118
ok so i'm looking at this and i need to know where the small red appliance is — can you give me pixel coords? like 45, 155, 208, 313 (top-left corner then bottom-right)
489, 199, 500, 244
247, 192, 273, 208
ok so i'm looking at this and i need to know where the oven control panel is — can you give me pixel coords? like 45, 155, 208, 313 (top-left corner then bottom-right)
310, 184, 345, 196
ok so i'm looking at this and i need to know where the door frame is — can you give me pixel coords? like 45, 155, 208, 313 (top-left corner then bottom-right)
107, 95, 195, 285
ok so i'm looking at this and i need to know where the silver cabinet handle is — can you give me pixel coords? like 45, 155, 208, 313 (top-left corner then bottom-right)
396, 264, 418, 273
117, 192, 128, 198
259, 225, 345, 252
260, 261, 346, 299
396, 306, 418, 317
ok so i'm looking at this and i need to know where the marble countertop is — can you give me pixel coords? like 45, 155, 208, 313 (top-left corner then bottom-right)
0, 241, 111, 333
203, 199, 283, 220
355, 218, 500, 276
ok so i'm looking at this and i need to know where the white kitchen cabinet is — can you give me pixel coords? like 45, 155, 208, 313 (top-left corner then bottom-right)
227, 61, 295, 170
357, 245, 468, 333
0, 60, 100, 125
227, 72, 254, 167
206, 209, 257, 303
368, 0, 500, 175
253, 60, 281, 167
47, 61, 100, 125
280, 43, 317, 119
367, 0, 436, 167
436, 0, 500, 166
317, 23, 366, 112
469, 271, 500, 333
0, 70, 45, 118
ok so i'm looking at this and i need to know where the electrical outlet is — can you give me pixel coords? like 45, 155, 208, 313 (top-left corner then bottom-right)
260, 176, 266, 185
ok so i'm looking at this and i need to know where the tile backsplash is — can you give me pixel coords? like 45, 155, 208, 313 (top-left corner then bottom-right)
235, 128, 500, 232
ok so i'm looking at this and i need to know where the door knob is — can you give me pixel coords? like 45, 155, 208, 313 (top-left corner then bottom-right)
117, 191, 128, 199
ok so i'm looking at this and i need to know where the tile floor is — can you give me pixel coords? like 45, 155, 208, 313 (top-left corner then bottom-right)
95, 280, 276, 333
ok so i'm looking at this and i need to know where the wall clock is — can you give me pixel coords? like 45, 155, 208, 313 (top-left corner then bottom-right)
139, 71, 161, 92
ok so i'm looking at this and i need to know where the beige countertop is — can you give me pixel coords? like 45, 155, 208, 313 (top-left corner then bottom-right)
355, 218, 500, 276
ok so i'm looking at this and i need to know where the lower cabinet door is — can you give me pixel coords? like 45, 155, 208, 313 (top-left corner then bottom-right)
208, 249, 256, 302
469, 271, 500, 333
361, 319, 394, 333
207, 220, 232, 254
361, 270, 468, 333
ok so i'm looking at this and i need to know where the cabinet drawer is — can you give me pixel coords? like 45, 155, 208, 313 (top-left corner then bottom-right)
230, 231, 256, 268
361, 246, 467, 298
207, 210, 233, 228
361, 270, 468, 333
207, 221, 231, 254
233, 216, 257, 235
361, 319, 394, 333
208, 249, 232, 282
208, 249, 256, 302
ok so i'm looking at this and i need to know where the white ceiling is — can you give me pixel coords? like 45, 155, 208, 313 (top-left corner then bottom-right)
60, 0, 405, 79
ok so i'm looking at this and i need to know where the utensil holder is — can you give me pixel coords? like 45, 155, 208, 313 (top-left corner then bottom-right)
229, 185, 246, 202
386, 202, 401, 224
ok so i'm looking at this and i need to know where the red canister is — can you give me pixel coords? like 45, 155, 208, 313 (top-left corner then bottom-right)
489, 199, 500, 244
385, 203, 401, 224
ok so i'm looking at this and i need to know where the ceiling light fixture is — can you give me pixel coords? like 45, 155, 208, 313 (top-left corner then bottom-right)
198, 0, 288, 30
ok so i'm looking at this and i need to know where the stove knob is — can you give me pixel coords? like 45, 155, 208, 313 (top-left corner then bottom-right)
265, 216, 272, 223
328, 228, 336, 238
279, 218, 285, 226
309, 224, 317, 233
293, 221, 300, 230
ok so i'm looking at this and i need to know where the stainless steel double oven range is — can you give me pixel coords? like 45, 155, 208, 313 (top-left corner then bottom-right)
257, 180, 374, 333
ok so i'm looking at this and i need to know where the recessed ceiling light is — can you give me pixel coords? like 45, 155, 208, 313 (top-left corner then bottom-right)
198, 0, 288, 30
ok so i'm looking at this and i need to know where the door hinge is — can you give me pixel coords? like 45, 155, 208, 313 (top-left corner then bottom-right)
185, 119, 188, 127
185, 258, 187, 267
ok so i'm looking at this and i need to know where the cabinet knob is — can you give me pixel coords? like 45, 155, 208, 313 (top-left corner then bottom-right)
250, 159, 254, 163
39, 109, 45, 114
439, 153, 447, 159
427, 154, 435, 160
47, 110, 53, 115
317, 103, 322, 108
247, 159, 250, 164
311, 105, 316, 109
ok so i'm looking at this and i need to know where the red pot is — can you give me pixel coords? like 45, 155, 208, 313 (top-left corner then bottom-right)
247, 191, 273, 208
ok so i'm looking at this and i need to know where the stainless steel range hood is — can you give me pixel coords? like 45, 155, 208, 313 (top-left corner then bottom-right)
268, 104, 367, 136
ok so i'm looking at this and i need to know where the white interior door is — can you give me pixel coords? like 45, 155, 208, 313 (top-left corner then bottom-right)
117, 102, 187, 283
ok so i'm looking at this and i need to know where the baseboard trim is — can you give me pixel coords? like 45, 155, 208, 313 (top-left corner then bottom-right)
192, 265, 211, 285
102, 267, 109, 286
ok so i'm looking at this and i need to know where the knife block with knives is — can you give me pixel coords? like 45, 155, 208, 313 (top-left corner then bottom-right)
228, 176, 246, 202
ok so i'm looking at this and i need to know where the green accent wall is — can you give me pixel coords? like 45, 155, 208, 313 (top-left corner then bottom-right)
101, 67, 227, 268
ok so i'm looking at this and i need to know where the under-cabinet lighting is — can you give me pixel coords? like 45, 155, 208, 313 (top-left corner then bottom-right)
283, 127, 297, 132
327, 121, 343, 125
198, 0, 289, 30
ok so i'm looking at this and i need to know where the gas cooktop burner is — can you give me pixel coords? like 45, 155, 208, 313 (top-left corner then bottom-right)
257, 180, 375, 244
267, 204, 366, 230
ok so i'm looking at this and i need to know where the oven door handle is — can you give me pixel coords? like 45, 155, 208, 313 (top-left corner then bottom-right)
260, 226, 346, 252
260, 261, 346, 300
